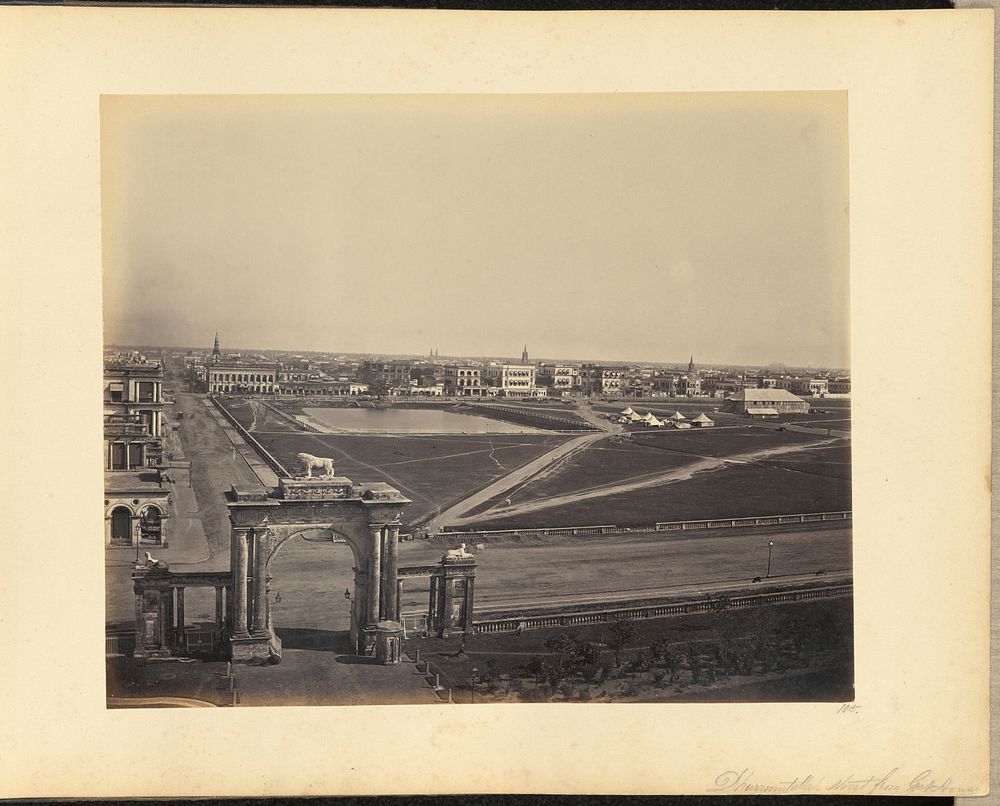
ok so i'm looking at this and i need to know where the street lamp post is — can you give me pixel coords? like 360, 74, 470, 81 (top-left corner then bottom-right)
766, 541, 774, 578
470, 664, 479, 704
344, 588, 357, 651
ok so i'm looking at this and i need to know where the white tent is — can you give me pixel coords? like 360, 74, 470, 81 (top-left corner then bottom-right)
672, 421, 692, 429
621, 406, 636, 416
669, 411, 687, 422
692, 412, 715, 427
627, 411, 644, 422
645, 414, 665, 427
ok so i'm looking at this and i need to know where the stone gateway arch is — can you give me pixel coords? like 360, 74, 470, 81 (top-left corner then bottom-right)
227, 476, 411, 664
131, 473, 477, 666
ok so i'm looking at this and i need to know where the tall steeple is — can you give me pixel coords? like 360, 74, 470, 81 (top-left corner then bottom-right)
688, 355, 695, 374
522, 344, 529, 363
212, 332, 221, 362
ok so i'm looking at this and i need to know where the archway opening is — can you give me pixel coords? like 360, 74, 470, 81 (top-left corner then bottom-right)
267, 530, 358, 654
140, 506, 162, 545
110, 506, 132, 546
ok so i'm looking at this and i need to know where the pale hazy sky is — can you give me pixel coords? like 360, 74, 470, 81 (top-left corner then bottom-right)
102, 93, 849, 368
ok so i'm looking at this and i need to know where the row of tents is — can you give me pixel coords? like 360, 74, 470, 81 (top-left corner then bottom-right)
618, 406, 714, 429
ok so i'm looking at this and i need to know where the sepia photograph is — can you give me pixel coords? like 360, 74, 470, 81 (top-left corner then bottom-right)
102, 92, 853, 707
2, 7, 992, 797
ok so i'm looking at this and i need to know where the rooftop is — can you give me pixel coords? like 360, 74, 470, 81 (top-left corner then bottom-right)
105, 470, 170, 495
729, 388, 807, 402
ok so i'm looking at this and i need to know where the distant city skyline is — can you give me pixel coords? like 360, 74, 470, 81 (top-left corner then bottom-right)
107, 338, 847, 373
102, 93, 850, 367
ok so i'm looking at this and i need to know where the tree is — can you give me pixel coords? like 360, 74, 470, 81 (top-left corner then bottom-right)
748, 606, 778, 656
608, 617, 640, 667
544, 631, 579, 669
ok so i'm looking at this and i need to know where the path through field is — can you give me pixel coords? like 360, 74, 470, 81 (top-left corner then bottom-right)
442, 428, 840, 527
425, 402, 619, 530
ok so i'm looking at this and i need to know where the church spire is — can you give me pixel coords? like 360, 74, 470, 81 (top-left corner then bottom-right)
212, 332, 221, 362
522, 344, 529, 363
688, 355, 695, 373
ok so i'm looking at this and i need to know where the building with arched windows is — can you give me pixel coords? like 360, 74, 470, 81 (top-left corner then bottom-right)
207, 362, 281, 395
443, 365, 488, 396
206, 334, 281, 395
103, 352, 171, 548
104, 484, 171, 548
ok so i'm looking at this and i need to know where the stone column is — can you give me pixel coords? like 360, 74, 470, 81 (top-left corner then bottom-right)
232, 529, 250, 637
368, 524, 383, 624
159, 590, 171, 647
251, 530, 269, 635
396, 579, 403, 623
383, 523, 399, 622
463, 575, 475, 632
215, 586, 224, 628
176, 587, 185, 643
351, 568, 366, 652
428, 574, 440, 632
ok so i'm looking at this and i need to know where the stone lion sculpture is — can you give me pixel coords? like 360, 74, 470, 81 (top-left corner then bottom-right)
444, 543, 473, 559
297, 452, 336, 478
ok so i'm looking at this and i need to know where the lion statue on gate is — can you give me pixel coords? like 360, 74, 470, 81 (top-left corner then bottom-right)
297, 452, 336, 478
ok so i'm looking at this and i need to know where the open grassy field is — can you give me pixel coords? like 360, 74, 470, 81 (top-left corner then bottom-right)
465, 459, 852, 529
252, 430, 571, 526
757, 444, 852, 481
629, 425, 826, 457
496, 439, 703, 506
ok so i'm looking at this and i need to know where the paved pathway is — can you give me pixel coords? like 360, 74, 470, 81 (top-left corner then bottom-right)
201, 398, 280, 487
235, 646, 441, 706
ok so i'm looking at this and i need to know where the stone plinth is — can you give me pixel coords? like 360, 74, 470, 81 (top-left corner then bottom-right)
372, 620, 404, 665
230, 634, 273, 663
278, 476, 355, 500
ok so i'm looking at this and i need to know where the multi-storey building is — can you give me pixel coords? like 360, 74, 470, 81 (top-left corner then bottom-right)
444, 365, 488, 397
360, 360, 414, 391
536, 364, 578, 394
579, 364, 626, 397
206, 334, 279, 395
781, 377, 830, 397
277, 379, 368, 396
104, 353, 165, 470
103, 353, 170, 549
207, 362, 280, 395
484, 363, 544, 398
828, 377, 851, 396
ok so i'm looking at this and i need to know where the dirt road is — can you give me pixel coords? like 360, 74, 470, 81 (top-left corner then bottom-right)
428, 401, 619, 530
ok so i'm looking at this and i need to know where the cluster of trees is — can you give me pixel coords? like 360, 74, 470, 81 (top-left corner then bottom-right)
479, 606, 851, 702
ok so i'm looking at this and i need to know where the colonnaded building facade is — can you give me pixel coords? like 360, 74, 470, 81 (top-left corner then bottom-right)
206, 333, 280, 395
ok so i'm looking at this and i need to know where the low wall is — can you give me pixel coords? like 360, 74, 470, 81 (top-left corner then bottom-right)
463, 402, 600, 432
654, 511, 852, 531
210, 396, 289, 477
432, 511, 852, 542
473, 581, 853, 634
